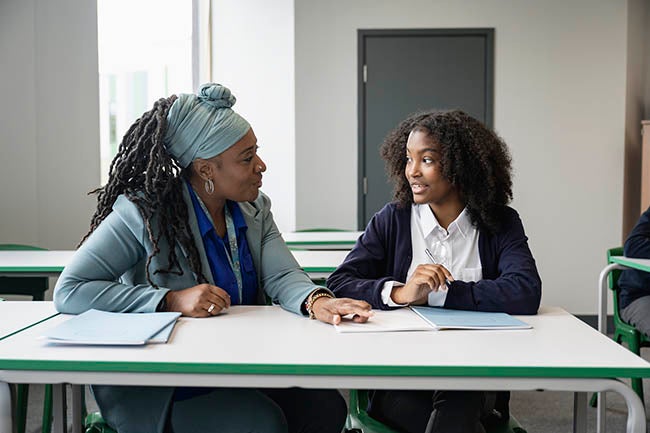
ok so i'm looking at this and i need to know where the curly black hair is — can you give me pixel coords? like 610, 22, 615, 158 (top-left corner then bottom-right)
80, 96, 209, 287
380, 110, 513, 234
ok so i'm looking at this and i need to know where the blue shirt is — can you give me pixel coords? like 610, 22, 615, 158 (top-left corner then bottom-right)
186, 183, 258, 305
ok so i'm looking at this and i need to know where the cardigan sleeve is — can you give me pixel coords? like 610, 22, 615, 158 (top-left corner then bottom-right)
624, 206, 650, 258
443, 208, 542, 315
618, 206, 650, 308
327, 205, 402, 310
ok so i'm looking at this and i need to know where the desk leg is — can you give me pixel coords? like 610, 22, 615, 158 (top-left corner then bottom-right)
71, 385, 83, 433
597, 263, 626, 433
597, 391, 607, 433
606, 379, 645, 433
573, 392, 587, 433
598, 263, 624, 335
0, 382, 11, 433
52, 384, 67, 433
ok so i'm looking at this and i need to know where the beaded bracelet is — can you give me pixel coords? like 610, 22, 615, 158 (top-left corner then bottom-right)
306, 290, 334, 319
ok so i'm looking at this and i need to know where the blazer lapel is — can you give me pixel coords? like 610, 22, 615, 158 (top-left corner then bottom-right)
240, 200, 263, 288
180, 185, 215, 285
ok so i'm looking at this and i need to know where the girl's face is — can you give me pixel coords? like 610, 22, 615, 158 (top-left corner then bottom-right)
405, 129, 460, 209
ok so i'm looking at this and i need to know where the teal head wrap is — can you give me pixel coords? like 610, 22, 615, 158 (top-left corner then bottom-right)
164, 83, 251, 168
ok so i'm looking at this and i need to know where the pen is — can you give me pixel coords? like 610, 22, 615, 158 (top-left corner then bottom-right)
424, 248, 451, 290
424, 248, 436, 264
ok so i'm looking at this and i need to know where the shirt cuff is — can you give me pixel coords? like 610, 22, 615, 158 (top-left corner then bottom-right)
427, 287, 449, 307
381, 281, 408, 307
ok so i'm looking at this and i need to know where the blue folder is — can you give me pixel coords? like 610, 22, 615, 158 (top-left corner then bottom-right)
43, 309, 181, 345
410, 306, 531, 330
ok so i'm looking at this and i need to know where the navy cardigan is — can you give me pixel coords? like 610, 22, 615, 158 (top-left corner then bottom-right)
328, 203, 541, 315
618, 206, 650, 309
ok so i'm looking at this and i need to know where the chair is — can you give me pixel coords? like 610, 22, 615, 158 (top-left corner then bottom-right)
604, 246, 650, 403
346, 390, 527, 433
84, 411, 117, 433
0, 244, 53, 433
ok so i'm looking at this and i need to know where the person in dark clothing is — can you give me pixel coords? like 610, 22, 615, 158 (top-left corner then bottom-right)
618, 206, 650, 336
328, 110, 542, 433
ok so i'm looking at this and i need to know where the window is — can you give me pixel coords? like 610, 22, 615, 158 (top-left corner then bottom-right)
97, 0, 194, 184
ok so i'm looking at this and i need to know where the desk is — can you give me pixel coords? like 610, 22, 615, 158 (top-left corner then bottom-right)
1, 305, 649, 433
0, 251, 74, 278
282, 231, 362, 250
0, 249, 349, 431
0, 302, 58, 341
0, 302, 58, 433
0, 248, 349, 433
290, 250, 348, 279
0, 250, 347, 281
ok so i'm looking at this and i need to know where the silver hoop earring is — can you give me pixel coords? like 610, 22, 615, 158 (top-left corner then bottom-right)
204, 178, 215, 195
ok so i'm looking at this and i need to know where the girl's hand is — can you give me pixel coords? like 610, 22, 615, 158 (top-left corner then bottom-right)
391, 264, 454, 305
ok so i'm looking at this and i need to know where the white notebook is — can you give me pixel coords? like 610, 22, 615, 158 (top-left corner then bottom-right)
334, 308, 431, 333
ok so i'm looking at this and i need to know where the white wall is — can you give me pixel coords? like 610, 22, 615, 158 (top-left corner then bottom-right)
0, 0, 99, 251
211, 0, 295, 232
0, 0, 38, 245
1, 0, 648, 314
623, 0, 650, 235
294, 0, 630, 313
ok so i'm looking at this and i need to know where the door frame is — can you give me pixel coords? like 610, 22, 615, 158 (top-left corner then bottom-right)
357, 28, 494, 229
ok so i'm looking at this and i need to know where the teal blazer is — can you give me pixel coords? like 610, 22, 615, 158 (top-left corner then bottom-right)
54, 188, 322, 433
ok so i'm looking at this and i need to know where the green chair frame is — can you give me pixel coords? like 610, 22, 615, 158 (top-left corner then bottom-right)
605, 246, 650, 403
84, 411, 117, 433
0, 244, 53, 433
347, 390, 527, 433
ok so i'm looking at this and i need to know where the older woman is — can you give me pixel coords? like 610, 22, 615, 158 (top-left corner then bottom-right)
54, 83, 371, 433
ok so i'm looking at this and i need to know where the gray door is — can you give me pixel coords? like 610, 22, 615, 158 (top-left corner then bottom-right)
358, 29, 494, 228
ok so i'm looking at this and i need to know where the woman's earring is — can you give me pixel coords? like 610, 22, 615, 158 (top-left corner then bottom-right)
204, 178, 215, 195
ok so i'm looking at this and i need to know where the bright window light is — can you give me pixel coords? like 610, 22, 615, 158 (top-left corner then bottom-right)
97, 0, 193, 184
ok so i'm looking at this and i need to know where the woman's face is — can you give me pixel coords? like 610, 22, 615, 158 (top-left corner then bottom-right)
405, 129, 459, 209
210, 128, 266, 203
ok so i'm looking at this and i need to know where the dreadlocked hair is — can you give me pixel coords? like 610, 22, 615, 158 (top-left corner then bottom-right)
380, 110, 513, 234
80, 95, 209, 287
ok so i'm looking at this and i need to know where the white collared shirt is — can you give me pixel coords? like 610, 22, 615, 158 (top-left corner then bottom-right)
381, 204, 482, 307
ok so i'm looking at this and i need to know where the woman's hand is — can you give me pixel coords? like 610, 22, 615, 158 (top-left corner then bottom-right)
311, 297, 373, 325
391, 264, 454, 305
165, 284, 231, 317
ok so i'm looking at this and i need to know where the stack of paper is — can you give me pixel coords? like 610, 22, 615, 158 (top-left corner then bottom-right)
334, 306, 531, 333
42, 309, 181, 345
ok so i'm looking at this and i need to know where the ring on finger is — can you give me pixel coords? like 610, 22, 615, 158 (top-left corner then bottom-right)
207, 304, 215, 313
